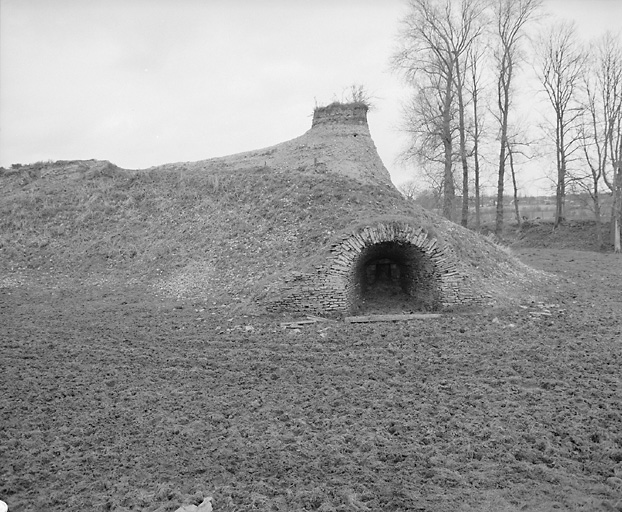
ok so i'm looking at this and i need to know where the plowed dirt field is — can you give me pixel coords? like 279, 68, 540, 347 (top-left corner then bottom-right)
1, 248, 621, 512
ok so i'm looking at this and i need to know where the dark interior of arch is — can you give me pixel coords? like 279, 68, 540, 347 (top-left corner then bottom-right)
353, 241, 441, 313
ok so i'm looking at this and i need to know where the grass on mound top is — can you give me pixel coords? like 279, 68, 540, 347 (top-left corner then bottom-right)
313, 100, 370, 114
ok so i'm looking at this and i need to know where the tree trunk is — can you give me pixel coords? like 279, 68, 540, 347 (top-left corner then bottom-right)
495, 139, 507, 235
614, 167, 622, 253
495, 60, 512, 236
468, 46, 483, 230
495, 137, 507, 235
554, 114, 566, 229
455, 57, 469, 228
441, 69, 455, 222
442, 137, 455, 221
474, 152, 481, 229
592, 188, 603, 249
460, 134, 469, 228
508, 142, 522, 227
473, 86, 481, 230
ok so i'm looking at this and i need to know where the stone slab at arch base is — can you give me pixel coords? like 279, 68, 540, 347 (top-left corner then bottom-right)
267, 221, 491, 317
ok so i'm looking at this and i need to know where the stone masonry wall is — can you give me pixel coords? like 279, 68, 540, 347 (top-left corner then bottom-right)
267, 221, 491, 316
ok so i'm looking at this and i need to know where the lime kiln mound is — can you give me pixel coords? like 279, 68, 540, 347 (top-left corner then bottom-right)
247, 101, 529, 316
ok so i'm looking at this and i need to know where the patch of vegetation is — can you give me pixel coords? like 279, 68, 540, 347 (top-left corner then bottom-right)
313, 100, 369, 115
314, 84, 374, 113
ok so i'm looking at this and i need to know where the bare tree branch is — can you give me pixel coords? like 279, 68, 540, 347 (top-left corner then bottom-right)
393, 0, 485, 223
535, 21, 586, 228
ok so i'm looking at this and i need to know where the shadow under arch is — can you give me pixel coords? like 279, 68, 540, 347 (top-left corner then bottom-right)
352, 240, 441, 313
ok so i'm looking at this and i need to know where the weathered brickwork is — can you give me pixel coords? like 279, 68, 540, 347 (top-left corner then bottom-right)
267, 221, 491, 316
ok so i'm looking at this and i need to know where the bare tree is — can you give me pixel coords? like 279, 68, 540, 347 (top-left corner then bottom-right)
393, 0, 485, 222
466, 43, 487, 229
454, 8, 486, 227
536, 21, 586, 228
492, 0, 542, 236
398, 179, 422, 200
399, 180, 443, 209
398, 77, 455, 181
456, 49, 471, 227
596, 35, 622, 253
582, 32, 622, 252
578, 61, 608, 247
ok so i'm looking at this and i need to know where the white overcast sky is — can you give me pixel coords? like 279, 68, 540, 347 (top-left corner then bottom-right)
1, 0, 621, 191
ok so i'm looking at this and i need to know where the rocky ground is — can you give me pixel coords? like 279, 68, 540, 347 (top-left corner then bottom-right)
1, 237, 621, 511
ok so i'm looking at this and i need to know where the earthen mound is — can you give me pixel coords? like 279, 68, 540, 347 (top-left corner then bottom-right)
0, 103, 550, 317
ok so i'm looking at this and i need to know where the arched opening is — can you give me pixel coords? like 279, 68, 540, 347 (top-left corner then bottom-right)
353, 241, 441, 313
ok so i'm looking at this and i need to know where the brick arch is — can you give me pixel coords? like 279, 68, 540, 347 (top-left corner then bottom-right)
328, 222, 463, 314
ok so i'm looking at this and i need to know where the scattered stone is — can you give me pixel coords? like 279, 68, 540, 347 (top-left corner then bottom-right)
174, 497, 213, 512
